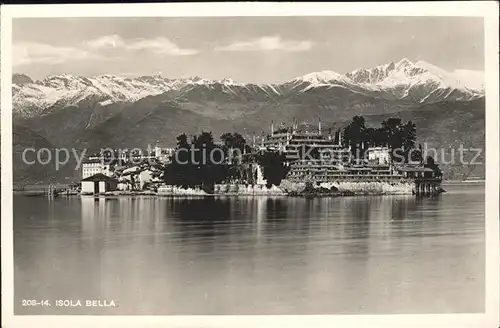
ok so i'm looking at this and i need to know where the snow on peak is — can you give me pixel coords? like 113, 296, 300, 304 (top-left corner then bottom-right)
175, 76, 244, 87
219, 77, 238, 85
415, 60, 443, 73
344, 58, 483, 93
12, 72, 248, 117
13, 73, 181, 116
415, 60, 484, 91
189, 76, 203, 82
289, 58, 483, 102
13, 58, 485, 119
178, 76, 211, 85
395, 58, 414, 68
45, 73, 75, 79
296, 70, 346, 84
292, 70, 354, 91
452, 69, 484, 92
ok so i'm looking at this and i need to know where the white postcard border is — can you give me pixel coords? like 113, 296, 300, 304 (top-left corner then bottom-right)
1, 2, 498, 327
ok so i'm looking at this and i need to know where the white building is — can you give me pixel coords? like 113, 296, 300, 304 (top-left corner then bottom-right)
366, 147, 391, 165
154, 143, 175, 163
81, 160, 113, 180
139, 169, 154, 190
81, 174, 118, 194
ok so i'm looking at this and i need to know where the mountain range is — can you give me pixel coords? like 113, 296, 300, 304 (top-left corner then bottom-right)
12, 58, 485, 184
14, 58, 483, 119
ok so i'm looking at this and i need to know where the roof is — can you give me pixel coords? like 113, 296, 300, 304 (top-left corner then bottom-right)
81, 173, 118, 182
366, 147, 389, 151
346, 167, 373, 171
395, 166, 434, 172
83, 159, 103, 164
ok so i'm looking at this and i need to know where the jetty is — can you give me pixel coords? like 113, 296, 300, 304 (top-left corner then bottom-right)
14, 183, 78, 197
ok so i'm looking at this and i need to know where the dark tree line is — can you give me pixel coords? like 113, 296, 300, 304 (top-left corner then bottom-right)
163, 132, 229, 190
220, 132, 252, 159
162, 131, 290, 189
254, 151, 290, 187
341, 116, 420, 163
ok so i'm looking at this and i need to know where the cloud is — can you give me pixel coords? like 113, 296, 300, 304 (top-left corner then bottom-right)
215, 36, 313, 52
126, 37, 199, 56
84, 34, 126, 50
85, 35, 199, 56
13, 42, 98, 66
13, 35, 199, 66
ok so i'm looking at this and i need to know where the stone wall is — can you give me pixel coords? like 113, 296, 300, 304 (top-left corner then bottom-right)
214, 184, 287, 196
333, 181, 414, 195
280, 179, 414, 195
157, 185, 209, 196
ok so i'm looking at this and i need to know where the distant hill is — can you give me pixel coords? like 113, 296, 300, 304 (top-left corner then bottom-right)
13, 124, 80, 185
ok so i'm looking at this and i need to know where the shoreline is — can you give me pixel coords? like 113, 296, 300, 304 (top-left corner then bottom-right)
12, 190, 413, 197
442, 180, 485, 184
13, 184, 456, 198
14, 179, 474, 198
14, 189, 445, 198
12, 179, 481, 193
76, 191, 443, 198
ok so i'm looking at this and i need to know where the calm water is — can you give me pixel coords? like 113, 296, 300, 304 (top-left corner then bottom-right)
13, 183, 485, 315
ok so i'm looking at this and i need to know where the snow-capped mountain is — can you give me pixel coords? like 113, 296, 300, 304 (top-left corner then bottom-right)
292, 58, 484, 102
12, 74, 223, 117
13, 58, 484, 119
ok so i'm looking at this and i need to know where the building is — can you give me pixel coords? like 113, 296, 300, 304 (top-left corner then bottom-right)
138, 169, 154, 190
260, 118, 350, 162
366, 147, 391, 165
256, 119, 442, 194
81, 160, 112, 179
154, 142, 176, 163
81, 173, 118, 194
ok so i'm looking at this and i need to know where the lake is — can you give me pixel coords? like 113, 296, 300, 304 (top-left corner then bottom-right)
13, 182, 485, 315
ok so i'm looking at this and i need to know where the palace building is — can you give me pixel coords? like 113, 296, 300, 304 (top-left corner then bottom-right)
255, 118, 442, 195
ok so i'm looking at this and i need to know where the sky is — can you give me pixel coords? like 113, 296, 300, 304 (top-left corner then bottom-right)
12, 16, 484, 84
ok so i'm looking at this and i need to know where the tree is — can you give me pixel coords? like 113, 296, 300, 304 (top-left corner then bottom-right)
342, 115, 367, 158
381, 117, 402, 149
221, 133, 234, 148
221, 132, 247, 161
221, 132, 246, 151
401, 121, 417, 162
164, 133, 194, 188
410, 143, 424, 164
163, 131, 229, 189
255, 151, 290, 187
424, 155, 442, 178
364, 127, 377, 148
377, 117, 418, 163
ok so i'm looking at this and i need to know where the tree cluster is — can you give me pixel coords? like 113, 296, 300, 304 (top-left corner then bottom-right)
162, 131, 291, 189
341, 116, 420, 163
163, 132, 227, 190
254, 151, 290, 187
163, 131, 255, 190
220, 132, 252, 158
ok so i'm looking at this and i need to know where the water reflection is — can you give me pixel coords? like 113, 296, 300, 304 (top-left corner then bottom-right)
14, 184, 485, 315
